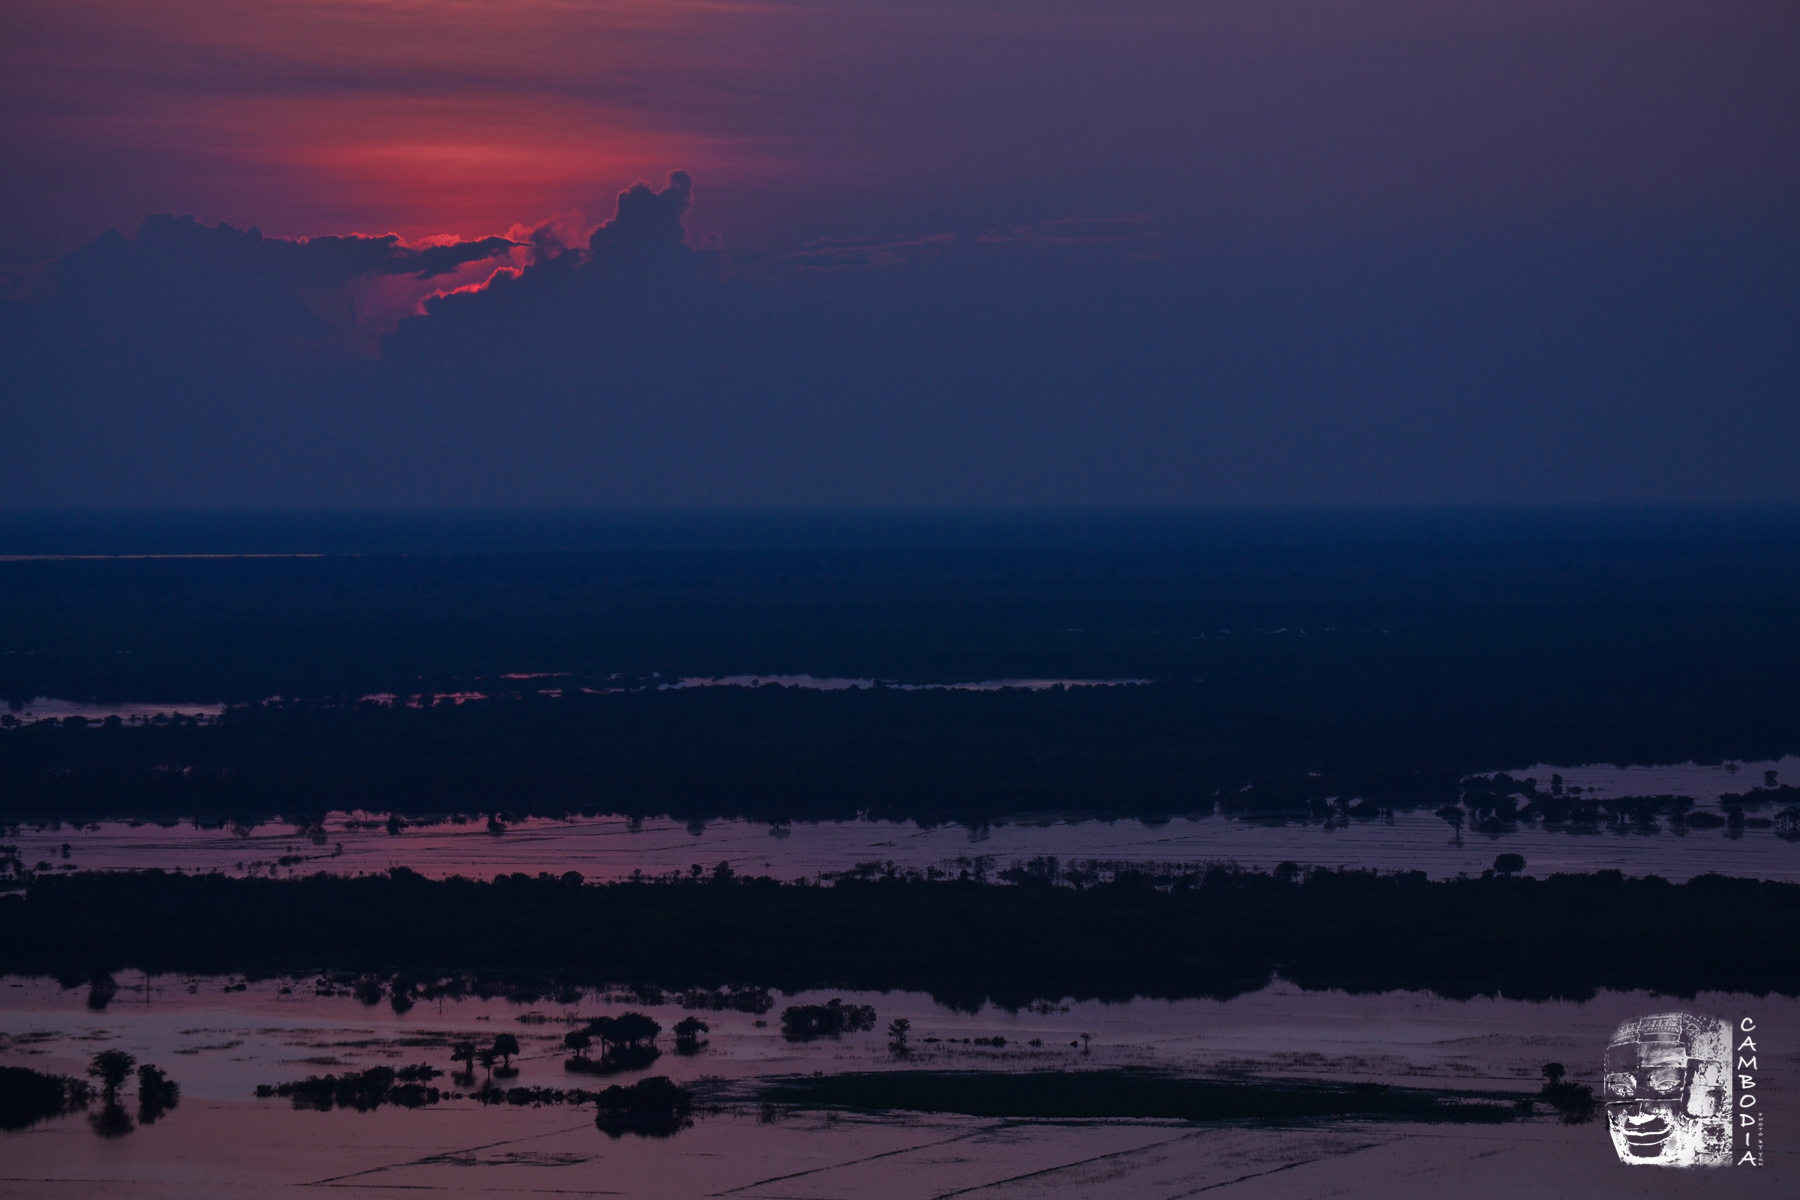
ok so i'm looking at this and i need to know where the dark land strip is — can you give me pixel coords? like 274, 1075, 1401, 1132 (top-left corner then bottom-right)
3, 867, 1795, 1007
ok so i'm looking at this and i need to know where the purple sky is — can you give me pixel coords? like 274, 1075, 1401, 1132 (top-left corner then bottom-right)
1, 2, 1796, 505
4, 1, 1793, 263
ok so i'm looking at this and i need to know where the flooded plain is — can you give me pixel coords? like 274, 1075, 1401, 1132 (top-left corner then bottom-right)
8, 756, 1800, 890
4, 755, 1795, 1195
0, 679, 1143, 728
2, 974, 1793, 1197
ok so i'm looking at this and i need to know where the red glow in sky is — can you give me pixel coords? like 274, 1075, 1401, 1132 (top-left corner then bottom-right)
2, 1, 1794, 262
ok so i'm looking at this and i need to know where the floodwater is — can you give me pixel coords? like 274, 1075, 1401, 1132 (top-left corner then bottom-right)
1, 976, 1791, 1197
8, 783, 1800, 889
666, 675, 1152, 692
0, 679, 1142, 727
5, 752, 1792, 1193
0, 697, 226, 725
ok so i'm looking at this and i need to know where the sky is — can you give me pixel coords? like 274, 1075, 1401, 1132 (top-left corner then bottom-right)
2, 0, 1796, 505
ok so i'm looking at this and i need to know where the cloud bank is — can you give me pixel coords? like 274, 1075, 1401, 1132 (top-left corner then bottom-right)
2, 173, 1796, 506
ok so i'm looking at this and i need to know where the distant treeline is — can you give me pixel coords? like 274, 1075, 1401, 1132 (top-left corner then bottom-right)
5, 509, 1798, 825
3, 867, 1796, 1007
2, 679, 1798, 825
6, 508, 1800, 704
0, 686, 1464, 822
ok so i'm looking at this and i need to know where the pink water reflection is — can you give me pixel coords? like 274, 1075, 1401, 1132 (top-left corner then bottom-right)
8, 803, 1799, 887
2, 975, 1792, 1198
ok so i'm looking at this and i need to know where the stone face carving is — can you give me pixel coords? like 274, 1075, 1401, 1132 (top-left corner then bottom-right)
1603, 1011, 1732, 1167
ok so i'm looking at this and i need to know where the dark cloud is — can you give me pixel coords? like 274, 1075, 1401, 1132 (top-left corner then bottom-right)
2, 172, 1796, 507
402, 237, 519, 279
590, 171, 693, 252
3, 215, 515, 350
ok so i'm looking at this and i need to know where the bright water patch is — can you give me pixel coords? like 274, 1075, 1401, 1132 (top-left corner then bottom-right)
1, 697, 225, 724
7, 798, 1798, 885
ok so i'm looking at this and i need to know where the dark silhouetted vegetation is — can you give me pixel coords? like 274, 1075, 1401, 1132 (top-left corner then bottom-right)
255, 1063, 445, 1111
1, 1052, 181, 1137
678, 986, 773, 1013
472, 1082, 591, 1107
5, 508, 1799, 827
593, 1075, 693, 1138
136, 1063, 179, 1125
250, 1057, 694, 1135
87, 1049, 134, 1103
1535, 1062, 1596, 1124
673, 1016, 709, 1053
564, 1011, 663, 1075
781, 998, 878, 1039
0, 1066, 91, 1131
5, 867, 1798, 1007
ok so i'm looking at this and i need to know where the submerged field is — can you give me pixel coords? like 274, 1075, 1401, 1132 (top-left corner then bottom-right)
6, 508, 1800, 825
2, 972, 1791, 1198
4, 509, 1798, 1196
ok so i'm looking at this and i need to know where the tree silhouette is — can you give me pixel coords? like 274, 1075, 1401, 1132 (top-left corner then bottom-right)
476, 1047, 497, 1082
450, 1040, 476, 1082
87, 1050, 135, 1104
607, 1012, 662, 1048
492, 1033, 520, 1074
137, 1064, 179, 1125
1493, 853, 1526, 877
1539, 1061, 1595, 1123
888, 1018, 910, 1053
673, 1016, 709, 1053
563, 1029, 593, 1060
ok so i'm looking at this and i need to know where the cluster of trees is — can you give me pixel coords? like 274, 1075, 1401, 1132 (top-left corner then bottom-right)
0, 1051, 179, 1136
0, 1065, 89, 1131
85, 1050, 178, 1137
1444, 773, 1800, 839
248, 1058, 697, 1138
6, 866, 1799, 1007
456, 1074, 694, 1137
780, 999, 878, 1039
563, 1012, 662, 1074
8, 683, 1799, 829
592, 1076, 694, 1138
256, 1063, 444, 1111
677, 985, 774, 1013
450, 1034, 520, 1083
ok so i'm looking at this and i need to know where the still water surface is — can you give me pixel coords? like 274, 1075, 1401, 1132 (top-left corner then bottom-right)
10, 784, 1799, 888
2, 976, 1791, 1198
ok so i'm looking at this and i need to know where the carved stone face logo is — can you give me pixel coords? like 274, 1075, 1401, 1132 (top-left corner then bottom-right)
1603, 1012, 1732, 1167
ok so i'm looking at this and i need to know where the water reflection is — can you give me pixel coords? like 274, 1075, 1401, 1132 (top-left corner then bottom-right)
8, 789, 1799, 888
0, 697, 225, 725
4, 974, 1792, 1197
0, 1051, 181, 1138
